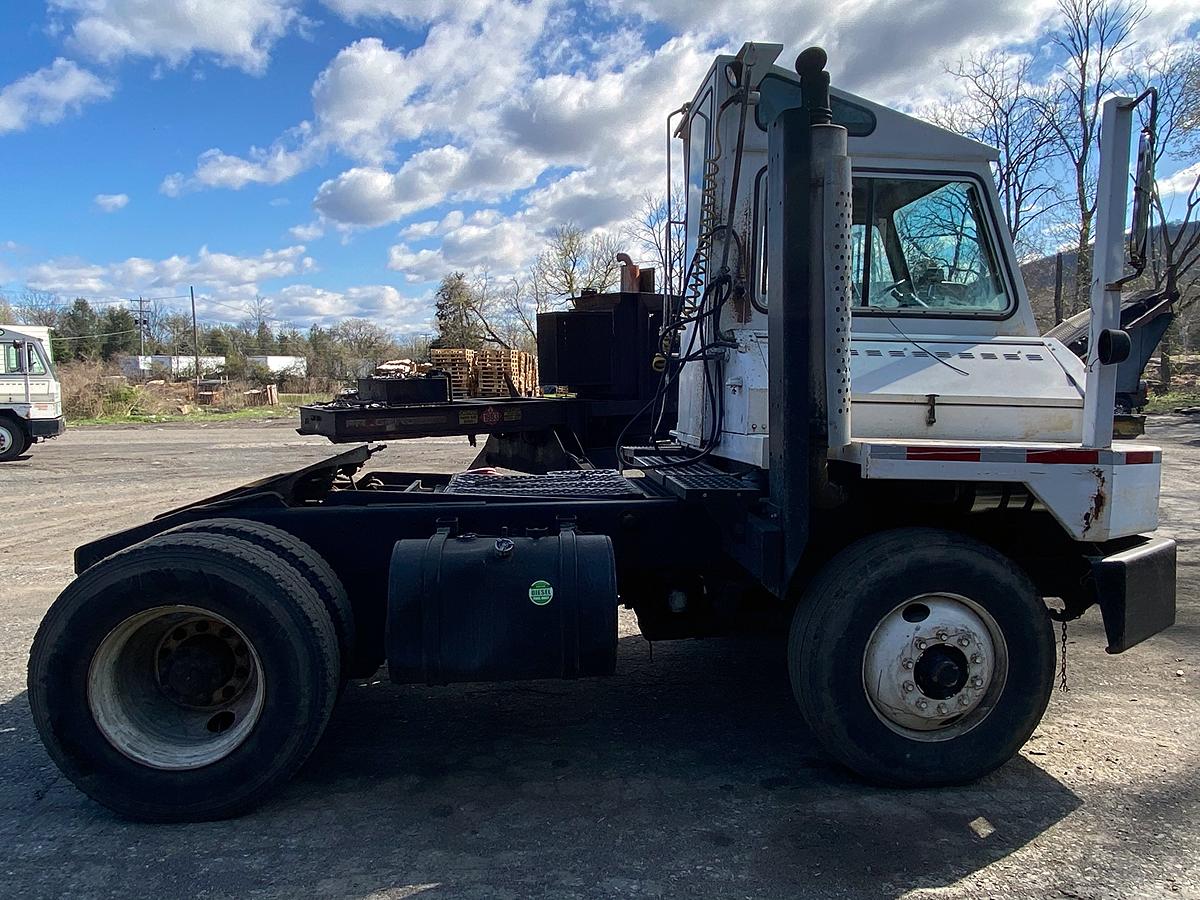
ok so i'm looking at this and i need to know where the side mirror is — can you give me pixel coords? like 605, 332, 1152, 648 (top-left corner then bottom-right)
12, 340, 27, 374
1128, 128, 1154, 272
1126, 88, 1157, 275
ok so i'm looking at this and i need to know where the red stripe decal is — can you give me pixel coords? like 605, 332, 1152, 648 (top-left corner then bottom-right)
1123, 451, 1156, 464
906, 447, 981, 462
1026, 449, 1099, 464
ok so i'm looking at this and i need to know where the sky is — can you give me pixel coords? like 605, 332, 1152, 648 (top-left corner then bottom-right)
0, 0, 1197, 335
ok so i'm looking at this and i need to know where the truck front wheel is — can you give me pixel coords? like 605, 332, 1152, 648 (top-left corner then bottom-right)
790, 528, 1055, 786
0, 417, 29, 461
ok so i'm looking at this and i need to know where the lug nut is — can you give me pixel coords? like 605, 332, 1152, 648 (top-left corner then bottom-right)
959, 695, 969, 706
902, 659, 914, 670
971, 654, 982, 665
936, 631, 948, 642
916, 700, 929, 710
958, 636, 971, 647
903, 681, 915, 693
972, 676, 984, 687
937, 703, 948, 715
915, 639, 927, 650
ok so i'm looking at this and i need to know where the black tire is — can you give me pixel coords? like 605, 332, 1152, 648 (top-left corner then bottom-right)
0, 417, 28, 461
168, 519, 356, 680
28, 531, 340, 821
789, 527, 1055, 787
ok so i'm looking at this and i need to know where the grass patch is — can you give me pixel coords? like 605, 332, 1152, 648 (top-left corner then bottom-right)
1144, 391, 1200, 414
70, 405, 309, 427
279, 392, 332, 406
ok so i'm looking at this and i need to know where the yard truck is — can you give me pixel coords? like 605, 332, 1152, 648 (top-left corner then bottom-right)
28, 44, 1176, 821
0, 324, 64, 461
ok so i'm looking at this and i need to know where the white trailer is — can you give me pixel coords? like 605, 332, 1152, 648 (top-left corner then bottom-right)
246, 355, 307, 377
0, 325, 64, 461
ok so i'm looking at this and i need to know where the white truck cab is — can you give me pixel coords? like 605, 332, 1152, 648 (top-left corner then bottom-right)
672, 42, 1160, 544
0, 325, 65, 461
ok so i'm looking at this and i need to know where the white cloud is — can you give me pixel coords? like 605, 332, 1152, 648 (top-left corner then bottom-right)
387, 214, 538, 282
313, 142, 542, 227
161, 125, 313, 194
273, 282, 430, 330
319, 0, 490, 25
49, 0, 303, 74
93, 192, 129, 212
0, 58, 112, 135
288, 220, 325, 241
1159, 162, 1200, 199
25, 244, 315, 301
167, 1, 551, 191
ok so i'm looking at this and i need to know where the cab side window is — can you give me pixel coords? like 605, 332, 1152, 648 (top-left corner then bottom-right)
850, 176, 1010, 315
1, 342, 47, 375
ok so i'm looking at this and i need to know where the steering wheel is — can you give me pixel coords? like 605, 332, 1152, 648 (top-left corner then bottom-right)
885, 280, 929, 308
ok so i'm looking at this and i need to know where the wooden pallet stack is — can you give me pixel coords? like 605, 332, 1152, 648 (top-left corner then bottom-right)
429, 348, 476, 399
475, 348, 540, 398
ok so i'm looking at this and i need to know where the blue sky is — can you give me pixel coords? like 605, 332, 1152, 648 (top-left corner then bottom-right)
1, 0, 1197, 334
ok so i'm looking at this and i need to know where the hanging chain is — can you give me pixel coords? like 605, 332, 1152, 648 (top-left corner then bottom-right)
1058, 619, 1070, 693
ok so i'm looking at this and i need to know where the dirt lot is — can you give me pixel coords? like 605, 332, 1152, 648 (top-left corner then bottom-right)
0, 419, 1197, 899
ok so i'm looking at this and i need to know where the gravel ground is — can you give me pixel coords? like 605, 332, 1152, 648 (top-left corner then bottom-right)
0, 417, 1196, 899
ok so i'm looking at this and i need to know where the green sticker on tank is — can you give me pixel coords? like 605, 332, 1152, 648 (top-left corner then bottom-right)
529, 580, 554, 606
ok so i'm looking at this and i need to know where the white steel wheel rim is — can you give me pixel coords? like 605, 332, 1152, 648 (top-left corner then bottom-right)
0, 422, 14, 453
862, 593, 1008, 742
87, 605, 266, 770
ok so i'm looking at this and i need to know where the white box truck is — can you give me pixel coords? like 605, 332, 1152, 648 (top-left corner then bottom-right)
0, 325, 64, 461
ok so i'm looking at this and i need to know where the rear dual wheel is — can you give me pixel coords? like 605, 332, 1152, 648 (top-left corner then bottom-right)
28, 531, 341, 821
789, 528, 1056, 786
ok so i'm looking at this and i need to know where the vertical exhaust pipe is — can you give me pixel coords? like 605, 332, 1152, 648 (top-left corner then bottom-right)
767, 47, 851, 583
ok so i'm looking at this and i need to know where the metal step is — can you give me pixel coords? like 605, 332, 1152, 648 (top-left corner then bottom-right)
627, 453, 763, 501
444, 469, 642, 498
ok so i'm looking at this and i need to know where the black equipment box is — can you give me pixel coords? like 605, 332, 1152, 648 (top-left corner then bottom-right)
357, 374, 450, 404
537, 291, 664, 399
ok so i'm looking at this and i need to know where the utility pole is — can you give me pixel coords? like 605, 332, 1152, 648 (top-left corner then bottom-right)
128, 295, 147, 356
190, 285, 201, 390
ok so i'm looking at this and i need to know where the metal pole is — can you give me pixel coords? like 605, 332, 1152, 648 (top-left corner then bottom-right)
190, 285, 201, 389
1081, 97, 1134, 449
1053, 253, 1064, 326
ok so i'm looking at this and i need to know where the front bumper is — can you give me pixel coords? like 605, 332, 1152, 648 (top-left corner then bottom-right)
1092, 535, 1176, 653
30, 416, 65, 439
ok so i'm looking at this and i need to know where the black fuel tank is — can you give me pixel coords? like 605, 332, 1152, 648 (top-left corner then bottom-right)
387, 529, 618, 685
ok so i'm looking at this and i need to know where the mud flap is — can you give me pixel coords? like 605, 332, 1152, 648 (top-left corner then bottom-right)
1092, 536, 1176, 653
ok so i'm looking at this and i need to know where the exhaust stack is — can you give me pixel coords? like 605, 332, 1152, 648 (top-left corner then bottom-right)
766, 47, 851, 581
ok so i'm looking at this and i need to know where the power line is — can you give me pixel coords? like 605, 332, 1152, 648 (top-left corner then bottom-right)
52, 328, 142, 341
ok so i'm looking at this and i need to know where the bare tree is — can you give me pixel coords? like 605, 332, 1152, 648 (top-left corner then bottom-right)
626, 191, 686, 292
1126, 41, 1200, 304
501, 270, 559, 347
463, 268, 521, 350
241, 294, 275, 346
534, 224, 621, 301
932, 53, 1063, 258
10, 290, 63, 326
1038, 0, 1147, 314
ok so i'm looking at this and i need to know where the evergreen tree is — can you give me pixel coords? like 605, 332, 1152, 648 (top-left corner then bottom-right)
99, 306, 139, 360
58, 298, 100, 361
431, 272, 484, 349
